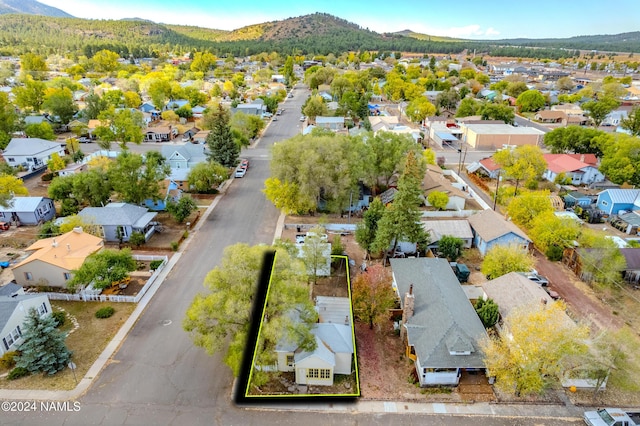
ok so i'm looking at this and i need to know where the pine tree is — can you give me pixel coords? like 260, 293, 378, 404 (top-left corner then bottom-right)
15, 308, 72, 375
372, 151, 428, 263
206, 104, 239, 168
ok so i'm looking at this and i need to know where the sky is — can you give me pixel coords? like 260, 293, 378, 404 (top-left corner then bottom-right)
37, 0, 639, 40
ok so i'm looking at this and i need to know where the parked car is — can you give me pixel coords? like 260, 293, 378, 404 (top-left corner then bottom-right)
518, 272, 550, 286
78, 136, 92, 143
272, 117, 277, 121
300, 116, 305, 122
240, 158, 249, 169
234, 167, 246, 178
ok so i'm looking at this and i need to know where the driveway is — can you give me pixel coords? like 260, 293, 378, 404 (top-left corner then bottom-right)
532, 250, 624, 331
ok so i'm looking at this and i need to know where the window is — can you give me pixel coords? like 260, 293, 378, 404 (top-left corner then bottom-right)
37, 302, 48, 316
320, 369, 331, 379
286, 355, 294, 367
2, 326, 23, 351
307, 368, 319, 379
7, 158, 14, 163
24, 272, 33, 281
601, 201, 608, 206
63, 272, 72, 281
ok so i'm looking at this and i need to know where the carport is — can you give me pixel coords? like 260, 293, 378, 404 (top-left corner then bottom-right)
434, 132, 459, 148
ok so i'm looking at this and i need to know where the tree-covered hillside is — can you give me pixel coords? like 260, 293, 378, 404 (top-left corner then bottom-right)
0, 13, 633, 59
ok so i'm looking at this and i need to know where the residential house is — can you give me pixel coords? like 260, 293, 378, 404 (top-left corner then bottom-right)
0, 293, 52, 356
551, 103, 584, 116
275, 322, 354, 386
422, 220, 474, 250
12, 228, 103, 288
232, 101, 267, 117
620, 248, 640, 285
423, 164, 468, 211
369, 115, 398, 135
596, 189, 640, 216
481, 272, 571, 333
467, 157, 501, 179
0, 197, 55, 225
191, 105, 206, 119
165, 99, 189, 111
467, 209, 531, 257
542, 153, 604, 185
78, 203, 157, 243
58, 162, 87, 177
315, 116, 345, 131
192, 130, 210, 144
144, 125, 177, 142
276, 292, 354, 387
2, 138, 65, 171
610, 211, 640, 235
143, 180, 182, 211
564, 191, 595, 208
161, 144, 208, 188
182, 127, 200, 141
390, 258, 488, 386
535, 110, 567, 123
603, 110, 628, 127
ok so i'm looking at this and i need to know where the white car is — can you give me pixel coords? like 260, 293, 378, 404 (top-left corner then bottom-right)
234, 167, 246, 178
300, 116, 305, 122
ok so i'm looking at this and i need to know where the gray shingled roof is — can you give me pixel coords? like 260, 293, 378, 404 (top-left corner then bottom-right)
0, 283, 22, 297
161, 144, 208, 164
481, 272, 553, 318
390, 258, 487, 369
0, 294, 45, 330
78, 203, 156, 226
467, 209, 531, 242
422, 220, 473, 242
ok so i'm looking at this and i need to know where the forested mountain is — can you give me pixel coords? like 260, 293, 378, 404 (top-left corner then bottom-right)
0, 0, 71, 17
0, 12, 634, 60
490, 32, 640, 54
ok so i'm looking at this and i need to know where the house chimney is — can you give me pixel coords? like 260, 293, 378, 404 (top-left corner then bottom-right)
400, 284, 415, 340
73, 226, 83, 234
67, 244, 71, 252
52, 238, 58, 248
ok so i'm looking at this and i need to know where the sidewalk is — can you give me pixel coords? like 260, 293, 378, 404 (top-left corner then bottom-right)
242, 398, 585, 420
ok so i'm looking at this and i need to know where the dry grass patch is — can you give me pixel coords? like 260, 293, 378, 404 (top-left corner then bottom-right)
0, 301, 135, 391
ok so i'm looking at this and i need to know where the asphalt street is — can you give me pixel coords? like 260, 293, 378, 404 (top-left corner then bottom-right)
2, 87, 584, 425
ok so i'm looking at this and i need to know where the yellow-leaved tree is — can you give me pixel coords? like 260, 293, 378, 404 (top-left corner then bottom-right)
482, 300, 589, 396
480, 244, 535, 279
0, 173, 29, 208
506, 190, 554, 229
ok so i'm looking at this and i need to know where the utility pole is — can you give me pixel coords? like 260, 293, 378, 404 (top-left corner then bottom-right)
493, 170, 501, 211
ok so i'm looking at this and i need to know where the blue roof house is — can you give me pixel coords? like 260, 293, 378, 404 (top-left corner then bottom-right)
596, 189, 640, 216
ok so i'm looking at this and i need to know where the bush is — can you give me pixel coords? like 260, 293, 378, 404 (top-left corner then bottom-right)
95, 306, 115, 319
8, 366, 29, 380
51, 311, 66, 328
0, 350, 18, 369
545, 245, 564, 261
170, 241, 179, 251
128, 232, 146, 248
150, 260, 163, 271
331, 235, 344, 255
